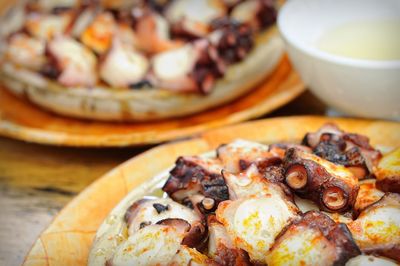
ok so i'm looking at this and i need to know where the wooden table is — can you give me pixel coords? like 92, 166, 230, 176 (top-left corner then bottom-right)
0, 91, 326, 266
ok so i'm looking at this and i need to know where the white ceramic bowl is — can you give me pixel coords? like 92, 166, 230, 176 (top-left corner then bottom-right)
278, 0, 400, 120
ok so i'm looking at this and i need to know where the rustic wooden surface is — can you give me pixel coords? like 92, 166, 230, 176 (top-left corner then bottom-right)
20, 116, 400, 266
0, 91, 328, 266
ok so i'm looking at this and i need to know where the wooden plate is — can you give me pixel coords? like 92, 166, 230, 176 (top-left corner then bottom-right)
0, 57, 305, 147
23, 116, 400, 266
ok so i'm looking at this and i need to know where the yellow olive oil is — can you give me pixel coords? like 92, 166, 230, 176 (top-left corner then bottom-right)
317, 19, 400, 60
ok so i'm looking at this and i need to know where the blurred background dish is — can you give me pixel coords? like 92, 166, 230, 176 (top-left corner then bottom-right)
0, 57, 305, 147
0, 0, 286, 121
278, 0, 400, 120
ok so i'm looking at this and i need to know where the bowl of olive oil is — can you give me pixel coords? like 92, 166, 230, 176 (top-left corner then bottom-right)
278, 0, 400, 120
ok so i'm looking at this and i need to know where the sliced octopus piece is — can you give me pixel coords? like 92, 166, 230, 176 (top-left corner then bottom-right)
375, 148, 400, 194
216, 139, 281, 174
230, 0, 277, 31
354, 179, 384, 215
25, 12, 72, 41
5, 33, 46, 70
135, 12, 183, 54
283, 148, 359, 213
100, 40, 149, 87
266, 211, 360, 266
207, 215, 252, 266
216, 194, 299, 263
348, 193, 400, 261
162, 156, 229, 205
222, 164, 291, 200
108, 224, 186, 266
124, 198, 206, 249
165, 0, 226, 30
80, 12, 116, 54
47, 36, 97, 87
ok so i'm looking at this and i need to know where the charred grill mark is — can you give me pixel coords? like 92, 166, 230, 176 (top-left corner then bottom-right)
128, 80, 152, 89
313, 134, 348, 165
153, 203, 169, 214
139, 221, 152, 229
264, 165, 294, 199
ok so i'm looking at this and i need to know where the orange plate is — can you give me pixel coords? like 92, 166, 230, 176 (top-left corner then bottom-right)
0, 57, 305, 147
22, 116, 400, 265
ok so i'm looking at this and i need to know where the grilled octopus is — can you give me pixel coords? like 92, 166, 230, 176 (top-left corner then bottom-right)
162, 156, 229, 215
216, 164, 300, 263
348, 193, 400, 261
124, 198, 207, 249
283, 148, 359, 213
266, 211, 361, 266
302, 123, 382, 180
216, 139, 282, 174
93, 123, 400, 266
3, 0, 272, 93
207, 215, 252, 266
106, 197, 215, 266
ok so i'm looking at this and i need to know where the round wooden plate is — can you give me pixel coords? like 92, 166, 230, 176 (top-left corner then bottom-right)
23, 116, 400, 266
0, 57, 305, 147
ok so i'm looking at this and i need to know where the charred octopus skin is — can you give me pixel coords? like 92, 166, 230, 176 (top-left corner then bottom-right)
302, 123, 382, 180
266, 211, 361, 266
348, 193, 400, 262
162, 156, 229, 214
283, 148, 359, 213
150, 18, 254, 94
